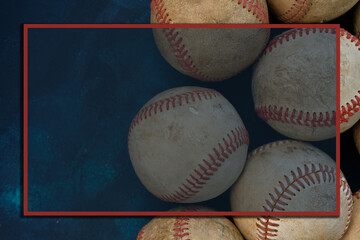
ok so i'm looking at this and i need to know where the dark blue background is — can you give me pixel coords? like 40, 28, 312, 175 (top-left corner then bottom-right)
1, 0, 360, 239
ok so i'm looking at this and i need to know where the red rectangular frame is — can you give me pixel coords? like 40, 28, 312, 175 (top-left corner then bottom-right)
23, 23, 341, 216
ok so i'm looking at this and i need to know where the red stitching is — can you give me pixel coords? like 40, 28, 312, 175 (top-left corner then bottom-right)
157, 127, 249, 202
173, 217, 190, 240
339, 28, 360, 124
263, 163, 336, 212
136, 226, 146, 240
264, 28, 336, 55
340, 176, 354, 238
151, 0, 269, 24
277, 0, 312, 23
237, 0, 269, 24
151, 0, 268, 81
128, 89, 221, 140
162, 28, 223, 81
150, 0, 171, 23
255, 105, 336, 128
256, 217, 280, 240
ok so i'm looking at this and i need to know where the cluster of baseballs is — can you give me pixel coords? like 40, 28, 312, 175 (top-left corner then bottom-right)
150, 0, 360, 25
127, 1, 360, 240
136, 195, 360, 240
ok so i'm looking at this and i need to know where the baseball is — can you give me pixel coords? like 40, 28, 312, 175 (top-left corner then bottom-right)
230, 140, 337, 212
150, 0, 269, 24
253, 28, 336, 141
353, 120, 360, 155
128, 86, 249, 203
150, 0, 270, 81
137, 210, 244, 240
342, 190, 360, 239
355, 2, 360, 39
152, 28, 270, 81
340, 29, 360, 133
232, 174, 353, 240
267, 0, 359, 23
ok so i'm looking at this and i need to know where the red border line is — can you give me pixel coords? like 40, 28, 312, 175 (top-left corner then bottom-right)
336, 27, 341, 215
23, 24, 341, 217
23, 24, 29, 215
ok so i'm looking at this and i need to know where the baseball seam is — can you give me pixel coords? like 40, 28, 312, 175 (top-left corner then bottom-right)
263, 163, 336, 212
151, 0, 216, 81
339, 28, 360, 124
264, 28, 336, 55
277, 0, 312, 23
128, 89, 249, 203
340, 176, 354, 238
150, 0, 268, 81
158, 126, 249, 202
136, 226, 146, 240
256, 175, 350, 240
248, 140, 294, 158
173, 217, 191, 240
128, 89, 221, 139
255, 105, 336, 127
257, 28, 336, 128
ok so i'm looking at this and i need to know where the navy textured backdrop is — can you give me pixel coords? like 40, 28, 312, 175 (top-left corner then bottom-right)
1, 1, 360, 239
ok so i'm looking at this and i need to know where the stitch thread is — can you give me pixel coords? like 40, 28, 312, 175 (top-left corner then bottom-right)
158, 127, 249, 202
277, 0, 312, 23
264, 28, 336, 56
256, 216, 280, 240
339, 28, 360, 124
255, 105, 336, 128
162, 28, 221, 81
136, 226, 146, 240
237, 0, 269, 24
263, 163, 336, 212
256, 174, 351, 240
151, 0, 269, 81
249, 140, 294, 158
128, 89, 221, 139
173, 217, 191, 240
340, 176, 353, 238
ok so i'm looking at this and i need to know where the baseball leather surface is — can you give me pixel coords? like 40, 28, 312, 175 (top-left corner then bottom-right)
150, 0, 270, 81
137, 214, 244, 240
267, 0, 359, 23
342, 190, 360, 239
340, 29, 360, 133
253, 28, 336, 141
355, 2, 360, 38
232, 173, 353, 240
354, 121, 360, 155
152, 28, 270, 81
150, 0, 269, 24
128, 86, 249, 203
230, 140, 337, 212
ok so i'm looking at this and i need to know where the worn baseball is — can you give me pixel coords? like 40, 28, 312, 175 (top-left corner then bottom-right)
150, 0, 270, 81
231, 140, 337, 212
137, 211, 244, 240
152, 28, 270, 81
128, 86, 249, 203
150, 0, 269, 24
267, 0, 359, 23
253, 28, 336, 141
342, 190, 360, 240
355, 2, 360, 39
353, 121, 360, 155
340, 29, 360, 133
232, 174, 353, 240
